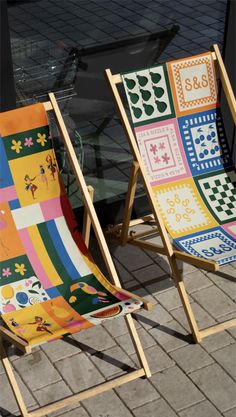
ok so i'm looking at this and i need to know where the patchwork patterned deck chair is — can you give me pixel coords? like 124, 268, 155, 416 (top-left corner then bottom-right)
105, 44, 236, 343
0, 93, 152, 417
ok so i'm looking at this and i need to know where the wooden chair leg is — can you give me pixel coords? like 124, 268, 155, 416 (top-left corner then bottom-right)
0, 343, 29, 417
120, 161, 139, 245
125, 314, 151, 378
175, 280, 202, 343
82, 185, 94, 247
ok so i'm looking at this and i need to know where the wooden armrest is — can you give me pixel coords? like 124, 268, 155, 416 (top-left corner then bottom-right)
0, 325, 31, 354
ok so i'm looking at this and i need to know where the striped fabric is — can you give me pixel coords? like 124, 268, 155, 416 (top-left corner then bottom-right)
0, 104, 142, 346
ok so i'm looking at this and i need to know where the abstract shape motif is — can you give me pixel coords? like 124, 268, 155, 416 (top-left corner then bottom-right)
0, 276, 50, 314
153, 179, 217, 238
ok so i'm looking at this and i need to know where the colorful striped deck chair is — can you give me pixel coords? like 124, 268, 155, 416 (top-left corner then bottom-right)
106, 44, 236, 343
0, 93, 152, 417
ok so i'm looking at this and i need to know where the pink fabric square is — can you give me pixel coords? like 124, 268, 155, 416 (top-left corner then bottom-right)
0, 185, 17, 203
40, 197, 63, 221
135, 119, 190, 186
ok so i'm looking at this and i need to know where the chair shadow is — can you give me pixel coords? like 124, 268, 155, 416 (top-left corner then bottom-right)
0, 407, 18, 417
214, 270, 236, 282
134, 313, 192, 344
64, 336, 136, 373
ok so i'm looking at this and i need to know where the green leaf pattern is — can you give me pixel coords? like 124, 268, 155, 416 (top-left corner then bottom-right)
122, 65, 174, 125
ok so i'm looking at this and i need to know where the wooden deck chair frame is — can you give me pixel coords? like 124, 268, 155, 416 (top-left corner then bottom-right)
0, 93, 152, 417
105, 44, 236, 344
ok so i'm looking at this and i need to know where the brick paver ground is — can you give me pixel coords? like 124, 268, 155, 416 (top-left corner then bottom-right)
1, 234, 236, 417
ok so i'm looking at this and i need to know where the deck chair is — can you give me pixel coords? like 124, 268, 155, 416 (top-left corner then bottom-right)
105, 44, 236, 343
0, 93, 152, 417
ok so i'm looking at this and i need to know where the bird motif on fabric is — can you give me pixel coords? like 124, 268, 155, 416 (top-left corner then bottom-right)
69, 282, 109, 305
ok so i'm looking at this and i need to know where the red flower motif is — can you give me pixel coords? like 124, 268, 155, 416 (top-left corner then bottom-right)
150, 144, 157, 155
162, 152, 170, 164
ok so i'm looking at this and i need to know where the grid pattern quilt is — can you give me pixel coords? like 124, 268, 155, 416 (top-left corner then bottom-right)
122, 51, 236, 265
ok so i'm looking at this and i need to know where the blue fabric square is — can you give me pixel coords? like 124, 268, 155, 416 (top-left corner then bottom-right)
45, 286, 61, 299
174, 227, 236, 265
178, 109, 232, 176
0, 136, 14, 188
9, 199, 21, 210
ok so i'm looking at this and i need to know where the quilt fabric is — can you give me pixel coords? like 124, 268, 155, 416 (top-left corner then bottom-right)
122, 51, 236, 265
0, 104, 142, 346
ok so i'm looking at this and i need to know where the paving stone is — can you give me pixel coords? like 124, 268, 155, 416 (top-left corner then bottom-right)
13, 350, 61, 391
155, 287, 193, 311
34, 380, 72, 406
113, 244, 153, 271
212, 344, 236, 380
55, 353, 104, 393
115, 327, 156, 355
127, 285, 157, 306
136, 303, 172, 330
215, 263, 236, 277
171, 302, 218, 332
170, 344, 214, 374
145, 274, 174, 296
0, 360, 4, 375
0, 372, 37, 415
83, 390, 134, 417
41, 337, 81, 362
190, 363, 236, 412
150, 320, 190, 352
45, 402, 81, 417
103, 315, 130, 338
131, 344, 174, 375
56, 406, 90, 417
116, 377, 160, 409
151, 366, 204, 411
90, 345, 135, 378
207, 269, 236, 300
183, 270, 212, 293
133, 263, 167, 285
122, 278, 142, 291
178, 400, 222, 417
192, 286, 236, 319
177, 261, 197, 275
133, 398, 177, 417
201, 330, 234, 353
224, 408, 236, 417
113, 258, 137, 283
72, 324, 116, 353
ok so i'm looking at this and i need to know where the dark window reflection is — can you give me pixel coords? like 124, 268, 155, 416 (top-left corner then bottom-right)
7, 0, 228, 222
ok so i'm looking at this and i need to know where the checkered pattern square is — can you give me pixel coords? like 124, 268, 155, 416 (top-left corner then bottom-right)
195, 170, 236, 224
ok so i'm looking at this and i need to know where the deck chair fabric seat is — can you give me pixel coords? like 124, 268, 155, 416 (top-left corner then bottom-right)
121, 51, 236, 265
105, 44, 236, 343
0, 103, 144, 346
0, 95, 151, 417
